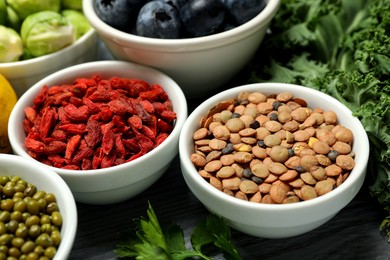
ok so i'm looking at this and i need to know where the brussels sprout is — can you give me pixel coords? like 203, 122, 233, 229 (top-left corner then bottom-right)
61, 0, 82, 10
20, 10, 75, 57
6, 0, 61, 20
62, 9, 90, 39
0, 0, 6, 25
0, 25, 23, 62
6, 6, 21, 31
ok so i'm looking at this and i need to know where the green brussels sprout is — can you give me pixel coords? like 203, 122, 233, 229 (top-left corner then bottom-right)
0, 0, 6, 25
6, 6, 21, 31
6, 0, 61, 20
20, 10, 76, 57
62, 9, 90, 39
61, 0, 82, 10
0, 25, 23, 62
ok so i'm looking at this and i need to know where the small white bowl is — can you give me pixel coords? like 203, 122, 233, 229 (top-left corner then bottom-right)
0, 29, 98, 97
0, 154, 77, 259
83, 0, 281, 97
8, 60, 188, 205
179, 83, 369, 238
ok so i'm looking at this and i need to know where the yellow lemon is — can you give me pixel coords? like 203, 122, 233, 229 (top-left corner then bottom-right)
0, 73, 17, 153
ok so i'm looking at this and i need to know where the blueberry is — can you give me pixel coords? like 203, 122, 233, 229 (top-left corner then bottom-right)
180, 0, 225, 37
95, 0, 143, 32
224, 0, 267, 25
136, 1, 181, 39
165, 0, 188, 9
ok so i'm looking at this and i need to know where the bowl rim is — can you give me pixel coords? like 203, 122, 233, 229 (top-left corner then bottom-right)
179, 82, 370, 211
0, 153, 77, 259
8, 60, 188, 177
0, 29, 96, 69
82, 0, 281, 50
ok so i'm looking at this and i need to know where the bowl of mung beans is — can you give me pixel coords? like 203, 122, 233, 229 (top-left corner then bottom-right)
179, 82, 369, 239
0, 154, 77, 259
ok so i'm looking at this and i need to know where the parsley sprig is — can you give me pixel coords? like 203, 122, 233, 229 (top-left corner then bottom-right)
114, 203, 242, 260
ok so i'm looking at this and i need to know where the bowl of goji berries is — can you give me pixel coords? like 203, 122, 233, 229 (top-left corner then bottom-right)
179, 82, 369, 238
82, 0, 281, 97
8, 60, 188, 205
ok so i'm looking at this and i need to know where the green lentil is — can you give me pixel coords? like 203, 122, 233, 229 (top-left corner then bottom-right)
0, 176, 62, 259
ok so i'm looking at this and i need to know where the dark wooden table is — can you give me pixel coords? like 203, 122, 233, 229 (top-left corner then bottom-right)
68, 42, 390, 260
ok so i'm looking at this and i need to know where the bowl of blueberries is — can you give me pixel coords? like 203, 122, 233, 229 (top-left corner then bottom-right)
83, 0, 281, 97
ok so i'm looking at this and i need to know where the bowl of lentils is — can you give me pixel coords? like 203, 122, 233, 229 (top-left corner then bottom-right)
0, 154, 77, 259
179, 82, 369, 238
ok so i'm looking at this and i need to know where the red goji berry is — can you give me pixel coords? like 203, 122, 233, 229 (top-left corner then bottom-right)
102, 129, 115, 155
157, 119, 174, 133
25, 137, 45, 153
81, 159, 92, 170
72, 147, 94, 164
65, 135, 82, 159
101, 151, 116, 168
64, 104, 89, 121
59, 123, 87, 134
128, 115, 143, 130
23, 75, 176, 170
155, 132, 169, 147
33, 85, 48, 107
52, 92, 73, 105
92, 147, 104, 169
39, 107, 57, 138
84, 119, 102, 148
115, 134, 126, 158
43, 141, 67, 154
24, 107, 37, 123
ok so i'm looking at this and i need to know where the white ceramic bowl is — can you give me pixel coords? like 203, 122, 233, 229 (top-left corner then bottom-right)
0, 29, 98, 98
8, 60, 188, 205
0, 154, 77, 259
179, 83, 369, 238
82, 0, 280, 97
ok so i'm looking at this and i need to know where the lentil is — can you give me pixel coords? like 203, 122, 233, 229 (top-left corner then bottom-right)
190, 91, 355, 204
0, 176, 62, 259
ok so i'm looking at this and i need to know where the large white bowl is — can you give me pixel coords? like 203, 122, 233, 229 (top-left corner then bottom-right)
179, 83, 370, 238
0, 154, 77, 259
8, 60, 188, 205
0, 29, 98, 97
83, 0, 280, 97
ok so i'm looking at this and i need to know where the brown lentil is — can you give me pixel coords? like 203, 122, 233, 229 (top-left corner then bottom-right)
190, 91, 355, 204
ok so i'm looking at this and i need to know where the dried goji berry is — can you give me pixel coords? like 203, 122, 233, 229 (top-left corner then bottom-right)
115, 134, 126, 158
128, 115, 143, 130
24, 107, 37, 123
64, 104, 89, 121
81, 158, 92, 170
155, 132, 169, 147
65, 135, 82, 159
102, 129, 115, 155
39, 107, 57, 138
59, 123, 87, 134
23, 75, 177, 170
101, 153, 116, 168
84, 119, 102, 148
25, 138, 45, 153
43, 141, 67, 154
33, 85, 48, 107
72, 147, 94, 164
92, 147, 104, 169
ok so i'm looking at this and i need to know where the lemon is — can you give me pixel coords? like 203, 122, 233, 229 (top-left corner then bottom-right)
0, 73, 17, 153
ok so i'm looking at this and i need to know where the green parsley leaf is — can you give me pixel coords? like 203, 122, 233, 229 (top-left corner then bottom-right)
114, 203, 242, 260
